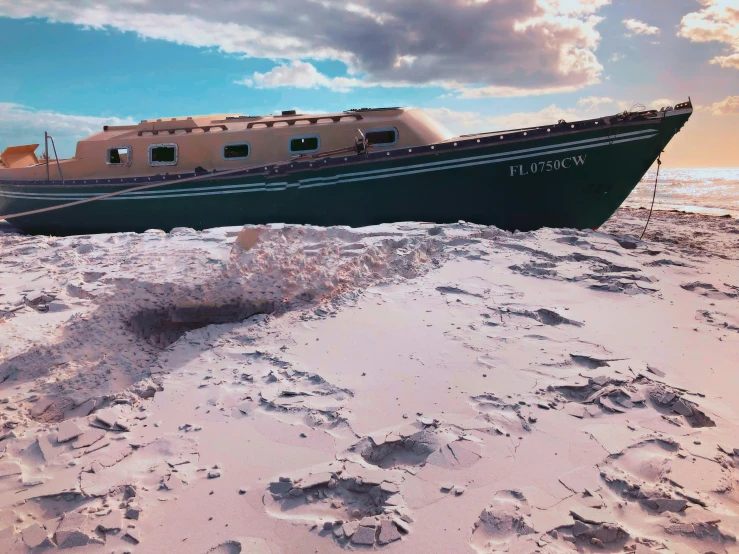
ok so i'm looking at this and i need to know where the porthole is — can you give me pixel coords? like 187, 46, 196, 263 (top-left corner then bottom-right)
364, 127, 399, 146
148, 143, 178, 166
106, 145, 132, 166
223, 142, 251, 160
289, 135, 320, 154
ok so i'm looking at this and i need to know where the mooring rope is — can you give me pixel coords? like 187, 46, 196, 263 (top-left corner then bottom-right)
640, 154, 661, 240
0, 159, 297, 220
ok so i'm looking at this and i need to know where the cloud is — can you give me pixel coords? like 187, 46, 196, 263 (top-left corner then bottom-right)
421, 108, 490, 134
610, 53, 624, 61
703, 95, 739, 115
236, 61, 369, 92
0, 103, 135, 158
537, 0, 611, 15
422, 104, 581, 136
235, 60, 429, 92
649, 98, 676, 109
0, 0, 611, 97
487, 104, 581, 129
710, 53, 739, 69
623, 18, 660, 36
423, 95, 687, 136
577, 96, 615, 110
455, 83, 586, 98
678, 0, 739, 70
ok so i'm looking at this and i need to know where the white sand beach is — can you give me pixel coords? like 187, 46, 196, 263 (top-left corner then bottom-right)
0, 208, 737, 553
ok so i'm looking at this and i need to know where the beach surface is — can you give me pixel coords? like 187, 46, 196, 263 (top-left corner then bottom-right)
0, 207, 737, 553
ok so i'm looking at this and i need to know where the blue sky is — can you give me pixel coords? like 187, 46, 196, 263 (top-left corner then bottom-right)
0, 0, 737, 165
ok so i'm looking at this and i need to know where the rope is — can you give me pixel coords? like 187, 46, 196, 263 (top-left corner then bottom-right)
0, 158, 296, 220
48, 134, 64, 183
640, 154, 661, 240
0, 137, 374, 221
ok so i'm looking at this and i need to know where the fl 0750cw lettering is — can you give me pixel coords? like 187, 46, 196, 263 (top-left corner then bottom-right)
510, 154, 587, 177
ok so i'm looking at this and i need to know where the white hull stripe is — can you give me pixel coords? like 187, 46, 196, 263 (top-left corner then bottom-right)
1, 131, 658, 201
1, 128, 658, 199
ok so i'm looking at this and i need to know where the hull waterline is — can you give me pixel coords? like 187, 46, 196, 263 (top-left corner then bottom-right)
0, 110, 691, 236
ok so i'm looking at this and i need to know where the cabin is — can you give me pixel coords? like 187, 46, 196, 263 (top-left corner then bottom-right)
0, 108, 454, 182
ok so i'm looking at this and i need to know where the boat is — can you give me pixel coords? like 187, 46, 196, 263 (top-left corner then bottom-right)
0, 101, 693, 236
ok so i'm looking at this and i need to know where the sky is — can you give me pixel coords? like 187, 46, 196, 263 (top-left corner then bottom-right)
0, 0, 736, 167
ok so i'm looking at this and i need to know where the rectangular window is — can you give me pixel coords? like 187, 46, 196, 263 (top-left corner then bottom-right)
289, 135, 320, 153
149, 143, 178, 166
223, 143, 251, 159
365, 128, 398, 146
106, 146, 131, 166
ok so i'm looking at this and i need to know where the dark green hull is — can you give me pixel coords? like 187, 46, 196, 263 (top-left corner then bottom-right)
0, 110, 691, 236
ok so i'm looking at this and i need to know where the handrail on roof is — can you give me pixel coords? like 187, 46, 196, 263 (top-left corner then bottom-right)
246, 114, 363, 129
137, 124, 228, 136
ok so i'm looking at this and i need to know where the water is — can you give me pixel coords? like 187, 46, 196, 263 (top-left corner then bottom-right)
624, 168, 739, 217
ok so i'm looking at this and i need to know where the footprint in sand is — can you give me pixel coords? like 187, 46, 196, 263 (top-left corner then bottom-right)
263, 462, 411, 548
353, 420, 482, 471
470, 490, 537, 553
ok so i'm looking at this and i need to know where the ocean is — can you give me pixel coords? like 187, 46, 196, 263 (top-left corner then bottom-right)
624, 167, 739, 217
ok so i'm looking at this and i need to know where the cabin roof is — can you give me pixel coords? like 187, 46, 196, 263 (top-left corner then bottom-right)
90, 108, 409, 142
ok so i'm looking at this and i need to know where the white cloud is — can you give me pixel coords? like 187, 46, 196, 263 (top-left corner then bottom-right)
678, 0, 739, 70
610, 53, 624, 62
623, 18, 660, 36
487, 104, 581, 129
423, 96, 687, 136
455, 83, 585, 98
536, 0, 611, 16
0, 103, 135, 158
710, 53, 739, 69
422, 104, 581, 136
236, 61, 368, 92
236, 60, 437, 93
421, 108, 490, 134
649, 98, 676, 110
577, 96, 615, 110
0, 0, 611, 97
702, 95, 739, 115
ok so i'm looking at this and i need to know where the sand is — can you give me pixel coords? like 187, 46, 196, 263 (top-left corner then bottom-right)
0, 207, 737, 553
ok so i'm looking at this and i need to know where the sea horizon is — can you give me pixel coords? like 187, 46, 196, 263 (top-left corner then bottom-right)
623, 166, 739, 218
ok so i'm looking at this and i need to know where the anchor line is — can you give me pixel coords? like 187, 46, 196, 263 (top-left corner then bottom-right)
640, 153, 662, 241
